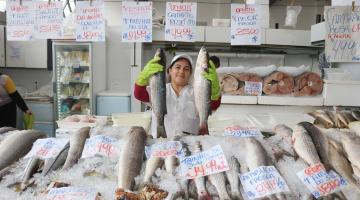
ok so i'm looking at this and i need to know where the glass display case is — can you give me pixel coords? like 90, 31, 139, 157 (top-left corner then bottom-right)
53, 42, 92, 119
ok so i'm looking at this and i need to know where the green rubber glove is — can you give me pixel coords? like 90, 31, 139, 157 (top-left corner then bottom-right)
202, 60, 221, 100
136, 56, 164, 86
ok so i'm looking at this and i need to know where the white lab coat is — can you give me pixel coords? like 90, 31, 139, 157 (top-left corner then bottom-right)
149, 83, 199, 139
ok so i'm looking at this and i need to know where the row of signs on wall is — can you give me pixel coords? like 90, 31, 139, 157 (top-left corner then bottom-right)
6, 1, 261, 45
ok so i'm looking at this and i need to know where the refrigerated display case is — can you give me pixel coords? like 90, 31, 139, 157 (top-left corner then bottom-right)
53, 42, 92, 120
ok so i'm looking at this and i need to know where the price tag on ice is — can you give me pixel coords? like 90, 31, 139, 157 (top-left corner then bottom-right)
46, 186, 98, 200
240, 166, 289, 199
145, 141, 185, 159
81, 135, 120, 159
297, 163, 347, 199
245, 81, 262, 96
180, 145, 229, 179
224, 125, 262, 137
25, 138, 68, 159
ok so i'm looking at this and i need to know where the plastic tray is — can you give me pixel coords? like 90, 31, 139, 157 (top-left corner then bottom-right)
112, 112, 152, 132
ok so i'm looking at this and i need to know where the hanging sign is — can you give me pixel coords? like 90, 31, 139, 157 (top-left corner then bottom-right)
75, 0, 105, 41
24, 138, 69, 159
6, 1, 35, 41
122, 1, 152, 42
331, 0, 360, 6
297, 163, 348, 199
81, 135, 120, 159
231, 4, 261, 45
165, 2, 197, 42
325, 6, 360, 62
35, 1, 63, 39
180, 145, 229, 179
240, 166, 290, 199
145, 141, 185, 159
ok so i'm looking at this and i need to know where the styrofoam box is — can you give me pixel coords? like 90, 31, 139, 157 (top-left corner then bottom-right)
323, 80, 360, 106
212, 19, 230, 27
56, 115, 108, 130
112, 112, 151, 132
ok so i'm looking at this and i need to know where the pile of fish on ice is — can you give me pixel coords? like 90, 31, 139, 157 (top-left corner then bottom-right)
1, 117, 360, 200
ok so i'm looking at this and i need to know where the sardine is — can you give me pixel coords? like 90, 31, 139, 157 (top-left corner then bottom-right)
143, 156, 163, 183
208, 173, 231, 200
42, 142, 70, 176
193, 141, 212, 200
298, 122, 331, 170
118, 126, 147, 190
292, 124, 321, 166
0, 127, 16, 135
308, 110, 334, 128
62, 127, 90, 170
328, 139, 360, 193
194, 47, 212, 135
149, 48, 167, 138
225, 156, 243, 200
0, 130, 47, 171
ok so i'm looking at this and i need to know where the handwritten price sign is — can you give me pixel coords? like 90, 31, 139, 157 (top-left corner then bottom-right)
81, 135, 120, 159
145, 141, 185, 159
297, 163, 347, 199
35, 1, 63, 39
180, 145, 229, 179
165, 2, 197, 42
6, 1, 35, 41
122, 1, 152, 42
245, 81, 262, 96
240, 166, 289, 199
46, 187, 98, 200
231, 4, 261, 45
76, 0, 105, 41
25, 138, 68, 159
224, 126, 262, 137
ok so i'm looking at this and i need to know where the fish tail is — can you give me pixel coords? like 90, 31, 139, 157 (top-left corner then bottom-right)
157, 125, 167, 138
198, 123, 209, 135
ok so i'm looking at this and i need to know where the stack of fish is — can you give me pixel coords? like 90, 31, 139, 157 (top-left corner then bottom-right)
308, 109, 360, 129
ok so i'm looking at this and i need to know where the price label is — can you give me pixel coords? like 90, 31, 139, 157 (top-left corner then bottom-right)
81, 135, 120, 159
240, 166, 290, 199
224, 126, 262, 137
180, 145, 229, 179
245, 81, 262, 96
297, 163, 347, 199
145, 141, 185, 159
25, 138, 68, 159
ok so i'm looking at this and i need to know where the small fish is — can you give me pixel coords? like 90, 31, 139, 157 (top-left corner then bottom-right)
352, 110, 360, 121
21, 157, 43, 190
150, 48, 167, 138
225, 156, 243, 200
340, 111, 356, 124
62, 127, 90, 170
208, 173, 231, 200
292, 124, 321, 166
118, 126, 147, 190
308, 110, 334, 128
143, 156, 163, 183
298, 122, 331, 170
194, 47, 212, 135
0, 130, 47, 171
348, 121, 360, 137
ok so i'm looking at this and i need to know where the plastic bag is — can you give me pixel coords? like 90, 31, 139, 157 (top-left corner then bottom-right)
23, 113, 35, 130
284, 6, 302, 28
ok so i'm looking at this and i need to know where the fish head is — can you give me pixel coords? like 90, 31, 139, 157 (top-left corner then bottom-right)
154, 48, 166, 67
196, 47, 209, 72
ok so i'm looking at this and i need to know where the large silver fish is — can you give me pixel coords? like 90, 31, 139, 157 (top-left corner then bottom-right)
149, 48, 167, 138
292, 124, 321, 166
0, 130, 47, 171
272, 124, 296, 161
21, 157, 43, 190
143, 155, 163, 183
0, 127, 16, 135
193, 141, 212, 200
62, 127, 90, 170
225, 156, 243, 200
341, 134, 360, 172
245, 138, 268, 169
208, 173, 231, 200
194, 47, 212, 135
42, 142, 70, 176
117, 126, 147, 190
298, 122, 331, 170
352, 110, 360, 121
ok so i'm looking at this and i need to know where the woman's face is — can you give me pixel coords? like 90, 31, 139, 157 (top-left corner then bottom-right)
168, 58, 192, 86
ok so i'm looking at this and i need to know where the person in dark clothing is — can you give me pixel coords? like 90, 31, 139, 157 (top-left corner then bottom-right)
0, 73, 32, 128
209, 56, 220, 69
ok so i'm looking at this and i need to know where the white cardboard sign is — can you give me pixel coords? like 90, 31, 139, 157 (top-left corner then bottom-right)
81, 135, 120, 159
224, 125, 262, 137
46, 187, 98, 200
35, 1, 63, 39
25, 138, 68, 159
245, 81, 262, 96
6, 1, 35, 41
145, 141, 185, 159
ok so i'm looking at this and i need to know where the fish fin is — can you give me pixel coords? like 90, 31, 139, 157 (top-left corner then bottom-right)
157, 126, 167, 138
198, 123, 209, 135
